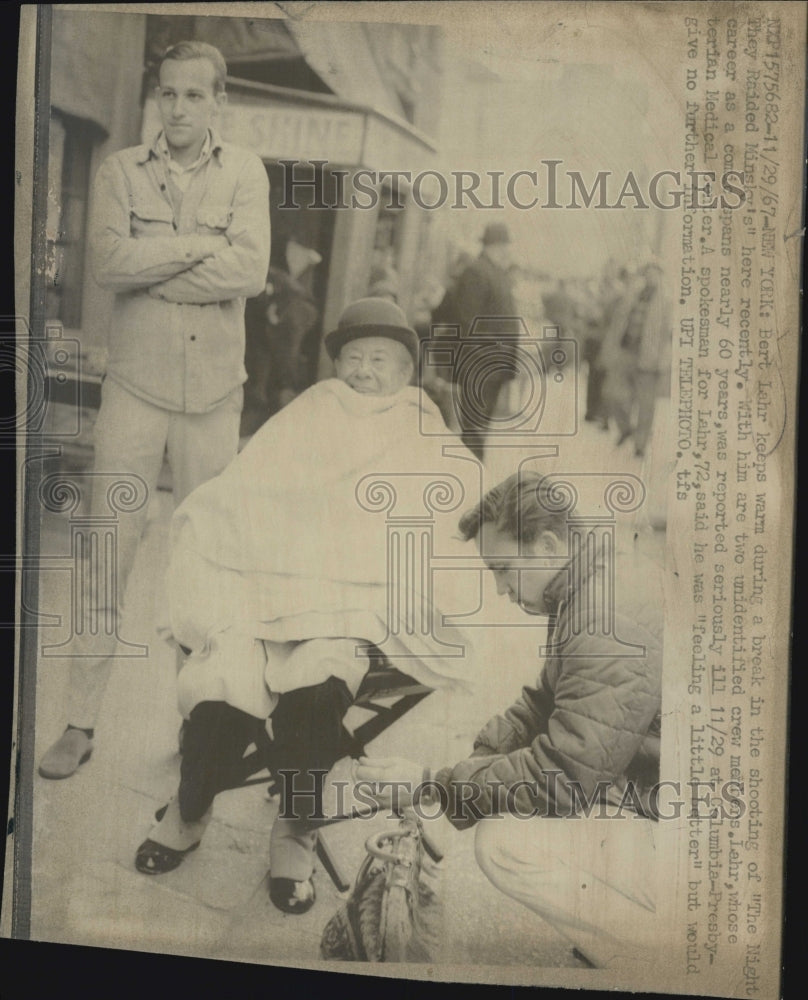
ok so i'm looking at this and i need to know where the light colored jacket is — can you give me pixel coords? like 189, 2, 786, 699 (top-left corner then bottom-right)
90, 130, 271, 412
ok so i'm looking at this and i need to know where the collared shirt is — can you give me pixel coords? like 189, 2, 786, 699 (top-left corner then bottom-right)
90, 129, 271, 413
156, 129, 212, 194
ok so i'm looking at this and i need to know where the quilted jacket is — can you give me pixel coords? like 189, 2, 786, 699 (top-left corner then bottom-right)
434, 539, 663, 826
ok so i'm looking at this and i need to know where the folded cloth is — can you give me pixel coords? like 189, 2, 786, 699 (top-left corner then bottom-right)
176, 633, 372, 721
163, 379, 481, 719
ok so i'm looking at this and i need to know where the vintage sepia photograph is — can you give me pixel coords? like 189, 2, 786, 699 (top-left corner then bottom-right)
5, 2, 804, 995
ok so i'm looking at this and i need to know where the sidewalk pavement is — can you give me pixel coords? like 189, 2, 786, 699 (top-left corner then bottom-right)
25, 393, 666, 972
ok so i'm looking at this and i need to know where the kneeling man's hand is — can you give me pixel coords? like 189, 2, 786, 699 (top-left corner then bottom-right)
354, 756, 425, 810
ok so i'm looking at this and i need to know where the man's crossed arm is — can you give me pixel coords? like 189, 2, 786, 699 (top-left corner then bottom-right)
90, 154, 270, 303
148, 156, 270, 304
90, 156, 230, 292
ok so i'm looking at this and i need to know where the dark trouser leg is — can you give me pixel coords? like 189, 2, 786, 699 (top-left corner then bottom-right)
241, 337, 273, 435
583, 340, 603, 421
269, 677, 360, 881
603, 367, 636, 441
179, 701, 266, 823
270, 676, 359, 808
586, 364, 607, 423
458, 376, 504, 460
460, 429, 486, 461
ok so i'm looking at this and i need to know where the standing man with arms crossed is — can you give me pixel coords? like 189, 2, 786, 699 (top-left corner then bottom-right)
39, 41, 271, 779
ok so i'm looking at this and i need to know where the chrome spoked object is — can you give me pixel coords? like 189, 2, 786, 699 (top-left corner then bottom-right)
320, 810, 440, 962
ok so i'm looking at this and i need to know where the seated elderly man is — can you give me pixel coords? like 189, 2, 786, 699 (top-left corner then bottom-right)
135, 297, 477, 914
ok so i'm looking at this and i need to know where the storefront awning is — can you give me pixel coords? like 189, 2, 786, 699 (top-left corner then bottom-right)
190, 15, 301, 65
283, 20, 406, 121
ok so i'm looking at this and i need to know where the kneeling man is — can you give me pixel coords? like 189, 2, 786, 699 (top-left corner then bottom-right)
358, 471, 662, 969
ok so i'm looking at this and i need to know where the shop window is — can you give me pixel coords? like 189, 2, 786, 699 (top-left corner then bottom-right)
46, 111, 98, 328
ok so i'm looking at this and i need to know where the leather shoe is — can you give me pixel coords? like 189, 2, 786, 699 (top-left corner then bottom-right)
38, 729, 93, 780
269, 876, 316, 914
135, 838, 200, 875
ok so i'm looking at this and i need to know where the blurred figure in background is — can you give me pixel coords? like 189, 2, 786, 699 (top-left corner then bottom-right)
583, 261, 623, 429
631, 262, 670, 459
430, 224, 519, 460
242, 237, 321, 435
420, 249, 473, 433
541, 278, 577, 339
543, 275, 606, 426
600, 266, 645, 448
367, 261, 401, 303
430, 249, 473, 329
600, 262, 669, 457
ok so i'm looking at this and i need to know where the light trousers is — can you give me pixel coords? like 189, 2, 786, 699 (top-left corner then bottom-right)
65, 377, 242, 729
474, 814, 658, 969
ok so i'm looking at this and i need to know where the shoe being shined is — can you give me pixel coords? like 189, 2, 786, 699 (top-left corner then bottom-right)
269, 876, 316, 914
38, 728, 93, 780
